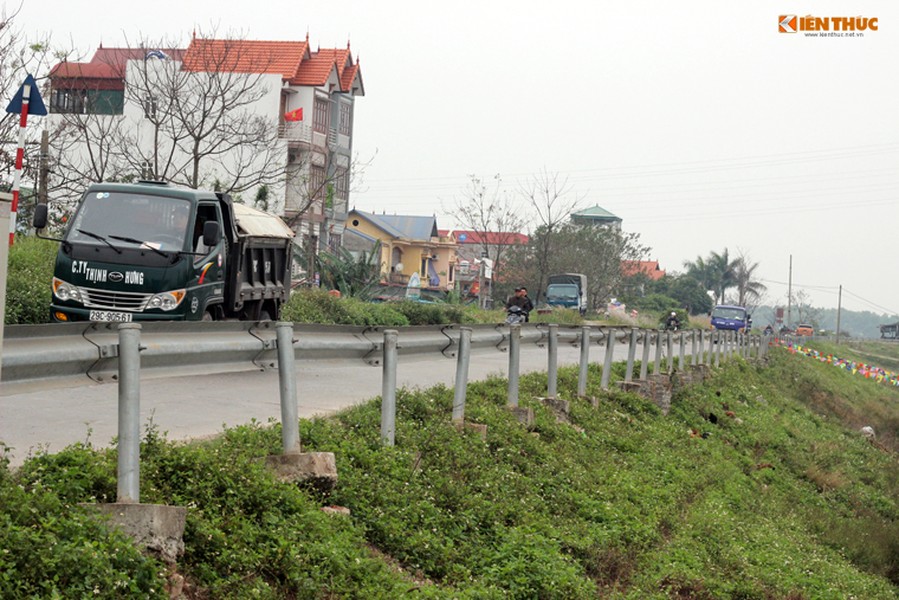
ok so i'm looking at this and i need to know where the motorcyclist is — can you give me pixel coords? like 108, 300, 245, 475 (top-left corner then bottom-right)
505, 287, 534, 322
665, 311, 681, 331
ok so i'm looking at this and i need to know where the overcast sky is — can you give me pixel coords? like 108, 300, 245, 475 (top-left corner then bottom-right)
17, 0, 899, 314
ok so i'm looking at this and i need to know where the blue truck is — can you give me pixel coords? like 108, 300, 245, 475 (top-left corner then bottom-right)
545, 273, 587, 315
710, 304, 751, 332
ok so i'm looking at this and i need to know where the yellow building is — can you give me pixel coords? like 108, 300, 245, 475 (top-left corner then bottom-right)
344, 209, 458, 291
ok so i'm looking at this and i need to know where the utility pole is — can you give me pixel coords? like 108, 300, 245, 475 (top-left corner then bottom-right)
787, 254, 793, 328
38, 129, 49, 205
836, 285, 842, 344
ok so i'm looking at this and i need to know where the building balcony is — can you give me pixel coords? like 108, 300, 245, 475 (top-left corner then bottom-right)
278, 122, 312, 143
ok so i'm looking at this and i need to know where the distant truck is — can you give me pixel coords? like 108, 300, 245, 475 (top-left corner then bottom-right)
33, 181, 294, 322
545, 273, 587, 315
710, 304, 751, 332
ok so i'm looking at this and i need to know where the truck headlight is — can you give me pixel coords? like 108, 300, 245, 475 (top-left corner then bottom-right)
53, 278, 84, 303
146, 289, 186, 311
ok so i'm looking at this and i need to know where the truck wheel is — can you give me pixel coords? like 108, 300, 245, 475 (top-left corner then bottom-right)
258, 310, 272, 322
202, 309, 215, 322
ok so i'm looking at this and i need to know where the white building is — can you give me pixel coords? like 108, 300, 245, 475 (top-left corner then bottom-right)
47, 35, 365, 260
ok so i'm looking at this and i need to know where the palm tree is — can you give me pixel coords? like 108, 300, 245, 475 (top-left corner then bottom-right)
684, 250, 736, 304
732, 255, 767, 308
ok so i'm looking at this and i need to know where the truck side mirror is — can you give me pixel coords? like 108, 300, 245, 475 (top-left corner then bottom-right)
203, 221, 221, 247
33, 203, 48, 229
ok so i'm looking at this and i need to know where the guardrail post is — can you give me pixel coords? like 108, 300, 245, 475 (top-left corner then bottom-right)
117, 323, 141, 503
678, 331, 686, 370
452, 327, 472, 422
714, 330, 721, 367
666, 331, 674, 373
600, 327, 615, 390
577, 326, 591, 397
690, 330, 697, 366
381, 330, 398, 446
276, 322, 300, 454
508, 325, 521, 407
547, 324, 559, 398
697, 330, 705, 365
639, 330, 651, 380
625, 327, 638, 383
653, 329, 663, 375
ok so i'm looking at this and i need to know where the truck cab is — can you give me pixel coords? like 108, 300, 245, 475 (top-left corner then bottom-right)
710, 304, 750, 332
34, 181, 294, 322
545, 273, 587, 315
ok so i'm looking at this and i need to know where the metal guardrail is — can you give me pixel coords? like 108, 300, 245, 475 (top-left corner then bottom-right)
1, 322, 759, 391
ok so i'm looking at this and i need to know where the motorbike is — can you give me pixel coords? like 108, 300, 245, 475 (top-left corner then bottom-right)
505, 305, 528, 325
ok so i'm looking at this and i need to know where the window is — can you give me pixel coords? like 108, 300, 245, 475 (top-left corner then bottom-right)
50, 88, 123, 115
313, 95, 330, 133
51, 89, 87, 114
338, 102, 352, 136
310, 166, 326, 200
143, 95, 158, 120
194, 203, 221, 255
335, 169, 350, 200
140, 160, 154, 180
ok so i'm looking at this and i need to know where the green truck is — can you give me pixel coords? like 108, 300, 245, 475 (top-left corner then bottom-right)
33, 181, 294, 322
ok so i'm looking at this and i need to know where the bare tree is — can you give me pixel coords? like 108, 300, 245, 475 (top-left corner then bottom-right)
447, 173, 526, 292
0, 7, 80, 228
119, 33, 286, 194
517, 168, 584, 302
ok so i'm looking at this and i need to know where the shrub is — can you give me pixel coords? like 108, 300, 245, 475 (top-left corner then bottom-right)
5, 235, 56, 324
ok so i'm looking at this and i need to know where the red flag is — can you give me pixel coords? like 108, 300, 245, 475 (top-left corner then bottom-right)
284, 107, 303, 122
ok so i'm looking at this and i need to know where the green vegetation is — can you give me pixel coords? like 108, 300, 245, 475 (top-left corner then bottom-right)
281, 289, 589, 327
2, 341, 897, 598
4, 236, 56, 324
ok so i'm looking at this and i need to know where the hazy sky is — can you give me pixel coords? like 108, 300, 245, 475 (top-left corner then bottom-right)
17, 1, 899, 314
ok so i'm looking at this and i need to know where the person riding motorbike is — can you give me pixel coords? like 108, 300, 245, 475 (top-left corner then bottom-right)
505, 287, 534, 323
665, 311, 681, 331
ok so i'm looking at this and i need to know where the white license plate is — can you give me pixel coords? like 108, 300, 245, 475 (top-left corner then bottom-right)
89, 310, 133, 323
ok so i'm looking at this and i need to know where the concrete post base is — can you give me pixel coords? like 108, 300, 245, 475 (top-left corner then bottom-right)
628, 374, 673, 415
507, 406, 535, 428
617, 381, 642, 394
90, 503, 186, 564
265, 452, 338, 493
540, 397, 570, 416
454, 420, 488, 441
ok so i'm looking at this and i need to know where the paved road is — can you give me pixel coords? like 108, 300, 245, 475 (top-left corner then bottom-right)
1, 342, 625, 467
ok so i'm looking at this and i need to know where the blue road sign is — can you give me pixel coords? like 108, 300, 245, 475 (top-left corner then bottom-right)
6, 74, 47, 116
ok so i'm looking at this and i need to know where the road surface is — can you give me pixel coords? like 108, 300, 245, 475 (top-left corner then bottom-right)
2, 342, 632, 467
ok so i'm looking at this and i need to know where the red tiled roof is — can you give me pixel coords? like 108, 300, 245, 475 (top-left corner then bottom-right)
50, 62, 123, 79
291, 48, 340, 86
451, 230, 529, 246
340, 62, 361, 92
182, 39, 308, 78
49, 47, 185, 89
621, 260, 666, 280
49, 38, 363, 96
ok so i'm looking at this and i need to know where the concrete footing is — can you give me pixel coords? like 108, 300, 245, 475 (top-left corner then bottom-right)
265, 451, 338, 493
90, 503, 187, 563
621, 374, 673, 415
454, 420, 488, 440
540, 397, 570, 416
507, 406, 535, 428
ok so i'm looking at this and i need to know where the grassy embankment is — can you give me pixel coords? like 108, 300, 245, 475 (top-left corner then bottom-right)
1, 340, 897, 598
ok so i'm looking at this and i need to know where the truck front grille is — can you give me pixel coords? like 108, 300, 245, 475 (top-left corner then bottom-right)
79, 287, 152, 312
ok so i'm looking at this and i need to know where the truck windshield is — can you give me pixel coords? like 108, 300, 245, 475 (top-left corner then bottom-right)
547, 284, 579, 300
66, 192, 191, 251
711, 306, 746, 320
